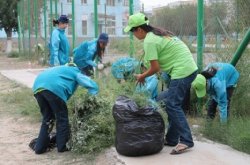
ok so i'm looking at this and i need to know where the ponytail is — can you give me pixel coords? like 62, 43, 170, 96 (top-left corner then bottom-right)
53, 19, 59, 27
137, 17, 175, 37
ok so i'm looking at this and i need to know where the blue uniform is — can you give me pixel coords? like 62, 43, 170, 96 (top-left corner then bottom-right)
33, 65, 99, 102
135, 74, 159, 100
206, 63, 239, 122
111, 57, 139, 79
73, 39, 98, 69
111, 57, 158, 100
49, 28, 70, 66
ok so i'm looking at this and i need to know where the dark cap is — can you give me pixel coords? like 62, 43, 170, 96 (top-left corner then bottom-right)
58, 15, 69, 23
98, 33, 109, 43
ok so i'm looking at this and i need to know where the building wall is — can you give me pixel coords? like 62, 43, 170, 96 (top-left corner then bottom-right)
38, 0, 140, 39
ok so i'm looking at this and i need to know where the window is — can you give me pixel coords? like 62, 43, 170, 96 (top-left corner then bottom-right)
106, 0, 115, 6
123, 0, 129, 6
67, 0, 72, 3
106, 19, 116, 35
81, 0, 87, 4
82, 20, 87, 35
122, 20, 127, 35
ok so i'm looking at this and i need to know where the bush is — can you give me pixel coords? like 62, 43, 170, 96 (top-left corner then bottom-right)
68, 92, 115, 154
201, 117, 250, 154
7, 51, 19, 58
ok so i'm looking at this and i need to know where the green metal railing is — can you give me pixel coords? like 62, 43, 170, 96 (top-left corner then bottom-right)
230, 28, 250, 66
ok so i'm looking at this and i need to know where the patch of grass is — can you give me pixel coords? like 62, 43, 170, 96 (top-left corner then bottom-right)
7, 51, 19, 58
201, 117, 250, 154
1, 87, 40, 121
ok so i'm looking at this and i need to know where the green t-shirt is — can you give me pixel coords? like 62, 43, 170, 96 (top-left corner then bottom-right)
143, 32, 198, 79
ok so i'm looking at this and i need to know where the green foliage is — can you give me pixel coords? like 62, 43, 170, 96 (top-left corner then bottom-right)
7, 51, 19, 58
231, 0, 250, 31
230, 49, 250, 117
0, 0, 18, 37
1, 86, 40, 120
68, 92, 115, 154
151, 5, 197, 36
67, 75, 165, 154
109, 37, 143, 55
201, 117, 250, 154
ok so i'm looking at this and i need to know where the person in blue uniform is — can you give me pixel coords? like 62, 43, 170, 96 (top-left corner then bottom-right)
49, 15, 70, 66
73, 33, 109, 76
32, 64, 99, 154
192, 62, 239, 123
111, 57, 159, 100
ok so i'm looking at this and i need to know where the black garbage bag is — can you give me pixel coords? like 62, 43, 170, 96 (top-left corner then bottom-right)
113, 96, 165, 156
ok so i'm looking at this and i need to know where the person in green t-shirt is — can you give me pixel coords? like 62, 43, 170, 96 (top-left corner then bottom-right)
124, 12, 198, 155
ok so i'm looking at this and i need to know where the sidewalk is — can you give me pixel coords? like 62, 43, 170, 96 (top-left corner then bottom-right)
1, 68, 250, 165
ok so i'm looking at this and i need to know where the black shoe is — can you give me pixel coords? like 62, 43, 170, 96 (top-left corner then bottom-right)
29, 138, 38, 151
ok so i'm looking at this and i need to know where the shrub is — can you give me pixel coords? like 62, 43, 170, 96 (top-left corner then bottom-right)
7, 51, 19, 58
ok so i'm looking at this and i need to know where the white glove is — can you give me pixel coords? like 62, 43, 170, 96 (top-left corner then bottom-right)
97, 63, 104, 70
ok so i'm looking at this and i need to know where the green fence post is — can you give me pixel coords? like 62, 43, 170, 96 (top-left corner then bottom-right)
197, 0, 204, 72
50, 0, 53, 35
197, 0, 204, 115
94, 0, 99, 76
22, 0, 25, 55
72, 0, 75, 49
28, 0, 31, 56
44, 0, 48, 61
230, 28, 250, 66
129, 0, 134, 57
17, 2, 22, 54
94, 0, 98, 38
55, 0, 58, 18
34, 0, 38, 49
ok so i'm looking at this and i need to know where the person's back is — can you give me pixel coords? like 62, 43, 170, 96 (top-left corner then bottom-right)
73, 39, 97, 69
143, 32, 197, 79
33, 65, 98, 102
207, 63, 239, 88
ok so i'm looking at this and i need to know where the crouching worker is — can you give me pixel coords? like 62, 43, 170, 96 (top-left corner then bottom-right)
73, 33, 109, 76
111, 57, 158, 100
32, 63, 99, 154
192, 62, 239, 123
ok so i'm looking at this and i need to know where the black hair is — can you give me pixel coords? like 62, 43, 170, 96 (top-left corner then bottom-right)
131, 16, 175, 37
53, 19, 59, 27
94, 42, 105, 62
201, 67, 218, 79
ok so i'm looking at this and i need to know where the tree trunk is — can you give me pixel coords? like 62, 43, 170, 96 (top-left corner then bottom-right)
4, 28, 12, 53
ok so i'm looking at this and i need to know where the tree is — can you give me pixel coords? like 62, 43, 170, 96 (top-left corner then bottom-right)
0, 0, 19, 53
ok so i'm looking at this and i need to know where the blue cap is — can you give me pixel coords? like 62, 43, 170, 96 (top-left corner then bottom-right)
98, 33, 109, 43
58, 15, 69, 23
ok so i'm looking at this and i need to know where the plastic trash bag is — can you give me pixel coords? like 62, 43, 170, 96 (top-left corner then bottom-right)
113, 96, 165, 156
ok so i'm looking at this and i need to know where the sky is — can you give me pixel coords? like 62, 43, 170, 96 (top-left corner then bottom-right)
140, 0, 179, 11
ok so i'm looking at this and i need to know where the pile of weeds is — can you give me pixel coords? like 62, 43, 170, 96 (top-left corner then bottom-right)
67, 75, 166, 154
68, 91, 115, 154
